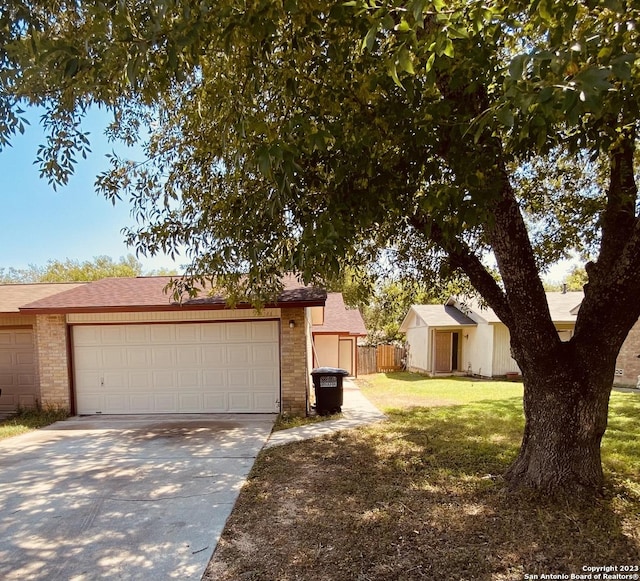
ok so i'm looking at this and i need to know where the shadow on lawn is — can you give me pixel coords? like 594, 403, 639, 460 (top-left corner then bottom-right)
206, 398, 640, 581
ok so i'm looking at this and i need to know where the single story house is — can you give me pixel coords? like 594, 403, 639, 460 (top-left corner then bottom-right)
400, 292, 583, 378
0, 275, 338, 416
310, 292, 367, 377
401, 291, 640, 386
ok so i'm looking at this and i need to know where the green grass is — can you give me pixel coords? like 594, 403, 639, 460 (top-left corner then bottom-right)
360, 371, 524, 408
205, 372, 640, 581
0, 407, 69, 440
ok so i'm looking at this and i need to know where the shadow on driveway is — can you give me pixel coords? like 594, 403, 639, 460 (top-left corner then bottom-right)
0, 414, 275, 580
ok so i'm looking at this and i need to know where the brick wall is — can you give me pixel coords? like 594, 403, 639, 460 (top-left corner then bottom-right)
615, 320, 640, 388
280, 308, 309, 415
34, 315, 71, 410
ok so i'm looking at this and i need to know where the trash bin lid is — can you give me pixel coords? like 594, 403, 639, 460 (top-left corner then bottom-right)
311, 367, 349, 376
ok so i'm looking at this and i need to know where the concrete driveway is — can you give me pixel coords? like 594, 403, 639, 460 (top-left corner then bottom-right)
0, 414, 275, 580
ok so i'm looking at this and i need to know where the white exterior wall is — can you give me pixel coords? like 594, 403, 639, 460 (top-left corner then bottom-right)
405, 326, 429, 372
491, 323, 521, 376
313, 334, 340, 368
464, 324, 494, 377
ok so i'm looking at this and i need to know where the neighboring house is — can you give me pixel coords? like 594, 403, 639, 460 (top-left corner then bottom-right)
310, 293, 367, 377
401, 291, 640, 385
0, 276, 329, 416
400, 292, 584, 378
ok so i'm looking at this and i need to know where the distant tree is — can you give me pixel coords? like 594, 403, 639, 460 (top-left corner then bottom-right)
0, 255, 144, 283
362, 280, 435, 345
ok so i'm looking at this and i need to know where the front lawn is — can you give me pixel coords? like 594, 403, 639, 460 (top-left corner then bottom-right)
205, 373, 640, 581
0, 407, 69, 440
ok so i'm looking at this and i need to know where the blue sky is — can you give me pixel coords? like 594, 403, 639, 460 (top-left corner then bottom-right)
0, 107, 183, 274
0, 106, 576, 284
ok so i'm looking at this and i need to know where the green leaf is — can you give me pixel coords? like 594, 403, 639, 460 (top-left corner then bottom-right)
387, 61, 404, 89
398, 48, 415, 75
362, 24, 378, 52
509, 55, 526, 80
496, 106, 514, 128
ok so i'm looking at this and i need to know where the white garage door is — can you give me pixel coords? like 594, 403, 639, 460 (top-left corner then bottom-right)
72, 321, 280, 414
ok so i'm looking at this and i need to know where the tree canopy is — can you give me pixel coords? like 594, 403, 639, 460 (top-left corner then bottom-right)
0, 255, 177, 283
1, 0, 639, 493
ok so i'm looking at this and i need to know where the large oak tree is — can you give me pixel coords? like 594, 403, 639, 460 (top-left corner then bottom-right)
1, 0, 639, 494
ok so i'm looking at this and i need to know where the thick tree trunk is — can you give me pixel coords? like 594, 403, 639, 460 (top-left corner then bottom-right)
504, 357, 613, 493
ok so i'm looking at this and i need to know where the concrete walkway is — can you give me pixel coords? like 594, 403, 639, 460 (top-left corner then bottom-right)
264, 379, 386, 449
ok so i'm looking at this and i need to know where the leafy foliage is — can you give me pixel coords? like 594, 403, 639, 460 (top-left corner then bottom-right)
0, 254, 145, 283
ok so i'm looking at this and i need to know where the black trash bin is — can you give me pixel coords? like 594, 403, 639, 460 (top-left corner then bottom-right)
311, 367, 349, 415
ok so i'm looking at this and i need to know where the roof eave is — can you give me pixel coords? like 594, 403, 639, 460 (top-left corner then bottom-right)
19, 298, 326, 315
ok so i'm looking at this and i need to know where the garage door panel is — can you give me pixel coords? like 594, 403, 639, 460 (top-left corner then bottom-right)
175, 324, 200, 342
104, 371, 126, 389
0, 373, 15, 385
203, 369, 226, 387
226, 323, 251, 342
0, 352, 12, 366
227, 345, 250, 364
252, 369, 279, 388
228, 369, 251, 387
202, 345, 226, 366
154, 393, 178, 413
74, 347, 100, 370
200, 325, 225, 342
125, 326, 149, 343
77, 393, 104, 414
17, 373, 36, 386
178, 369, 201, 389
151, 347, 175, 367
102, 348, 127, 367
129, 371, 152, 389
74, 321, 280, 414
252, 344, 278, 365
152, 370, 175, 390
105, 394, 129, 413
203, 393, 227, 412
228, 392, 252, 412
150, 325, 174, 343
14, 331, 33, 345
252, 321, 279, 341
255, 392, 278, 411
176, 346, 200, 366
127, 348, 151, 368
129, 394, 153, 413
100, 326, 126, 344
16, 351, 34, 366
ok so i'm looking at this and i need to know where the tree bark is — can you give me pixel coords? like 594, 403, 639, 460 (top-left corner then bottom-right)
504, 349, 615, 493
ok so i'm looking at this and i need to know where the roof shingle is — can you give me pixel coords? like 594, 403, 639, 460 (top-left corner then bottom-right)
19, 276, 326, 313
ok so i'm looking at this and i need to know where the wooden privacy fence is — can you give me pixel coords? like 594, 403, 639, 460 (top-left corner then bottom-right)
357, 344, 406, 375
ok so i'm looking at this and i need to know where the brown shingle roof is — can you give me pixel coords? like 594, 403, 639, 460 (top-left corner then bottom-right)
0, 283, 87, 313
312, 293, 367, 336
19, 276, 326, 313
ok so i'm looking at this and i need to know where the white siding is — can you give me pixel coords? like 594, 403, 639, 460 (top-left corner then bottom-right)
405, 326, 429, 372
491, 323, 521, 376
464, 324, 494, 377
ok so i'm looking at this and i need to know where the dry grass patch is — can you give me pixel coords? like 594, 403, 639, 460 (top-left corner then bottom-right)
205, 386, 640, 581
